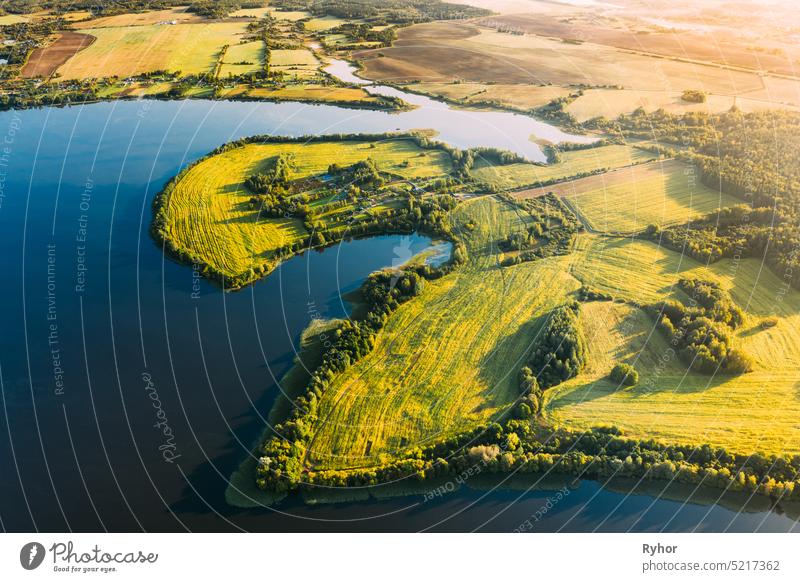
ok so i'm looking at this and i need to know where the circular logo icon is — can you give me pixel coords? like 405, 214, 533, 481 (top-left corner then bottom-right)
19, 542, 46, 570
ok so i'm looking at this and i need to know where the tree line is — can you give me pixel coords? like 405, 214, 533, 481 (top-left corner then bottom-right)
260, 395, 800, 502
608, 109, 800, 291
271, 0, 490, 24
646, 277, 753, 375
526, 301, 587, 389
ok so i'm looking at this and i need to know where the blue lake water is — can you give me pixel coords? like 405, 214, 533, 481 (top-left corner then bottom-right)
0, 98, 796, 532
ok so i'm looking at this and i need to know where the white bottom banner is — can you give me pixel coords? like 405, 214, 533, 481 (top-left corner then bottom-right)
0, 533, 796, 581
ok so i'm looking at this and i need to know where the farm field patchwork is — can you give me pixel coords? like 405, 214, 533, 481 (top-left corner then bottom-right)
55, 22, 251, 79
473, 144, 657, 191
3, 5, 419, 110
219, 40, 265, 78
355, 22, 769, 96
78, 8, 201, 28
539, 159, 740, 233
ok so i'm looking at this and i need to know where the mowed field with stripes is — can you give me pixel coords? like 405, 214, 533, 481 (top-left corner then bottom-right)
516, 159, 741, 233
157, 138, 453, 280
547, 234, 800, 456
304, 196, 580, 469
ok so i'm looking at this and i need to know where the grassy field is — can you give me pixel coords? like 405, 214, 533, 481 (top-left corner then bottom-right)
478, 12, 800, 78
229, 6, 272, 19
268, 10, 311, 21
268, 48, 320, 80
219, 40, 265, 77
744, 76, 800, 109
0, 14, 30, 24
79, 8, 201, 28
472, 144, 657, 191
567, 88, 798, 122
304, 16, 348, 31
270, 48, 319, 66
274, 203, 800, 471
56, 22, 250, 78
545, 159, 741, 233
304, 197, 580, 470
246, 84, 382, 104
157, 137, 453, 281
570, 234, 799, 321
547, 234, 800, 456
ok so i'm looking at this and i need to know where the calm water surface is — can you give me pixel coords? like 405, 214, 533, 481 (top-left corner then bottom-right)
0, 97, 795, 532
323, 58, 596, 161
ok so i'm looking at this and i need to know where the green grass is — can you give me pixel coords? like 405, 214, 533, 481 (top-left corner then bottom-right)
268, 48, 320, 82
58, 22, 250, 79
304, 197, 581, 470
229, 6, 272, 19
219, 40, 265, 77
157, 137, 453, 281
555, 159, 741, 233
292, 199, 800, 470
322, 33, 349, 48
548, 234, 800, 455
0, 14, 29, 24
471, 144, 657, 191
270, 48, 319, 67
268, 10, 311, 21
304, 16, 348, 31
246, 84, 384, 105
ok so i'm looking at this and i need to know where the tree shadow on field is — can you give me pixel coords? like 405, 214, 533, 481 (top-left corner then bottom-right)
546, 378, 621, 413
221, 181, 248, 194
546, 302, 737, 414
738, 324, 770, 339
214, 211, 263, 225
472, 312, 549, 413
546, 372, 735, 418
